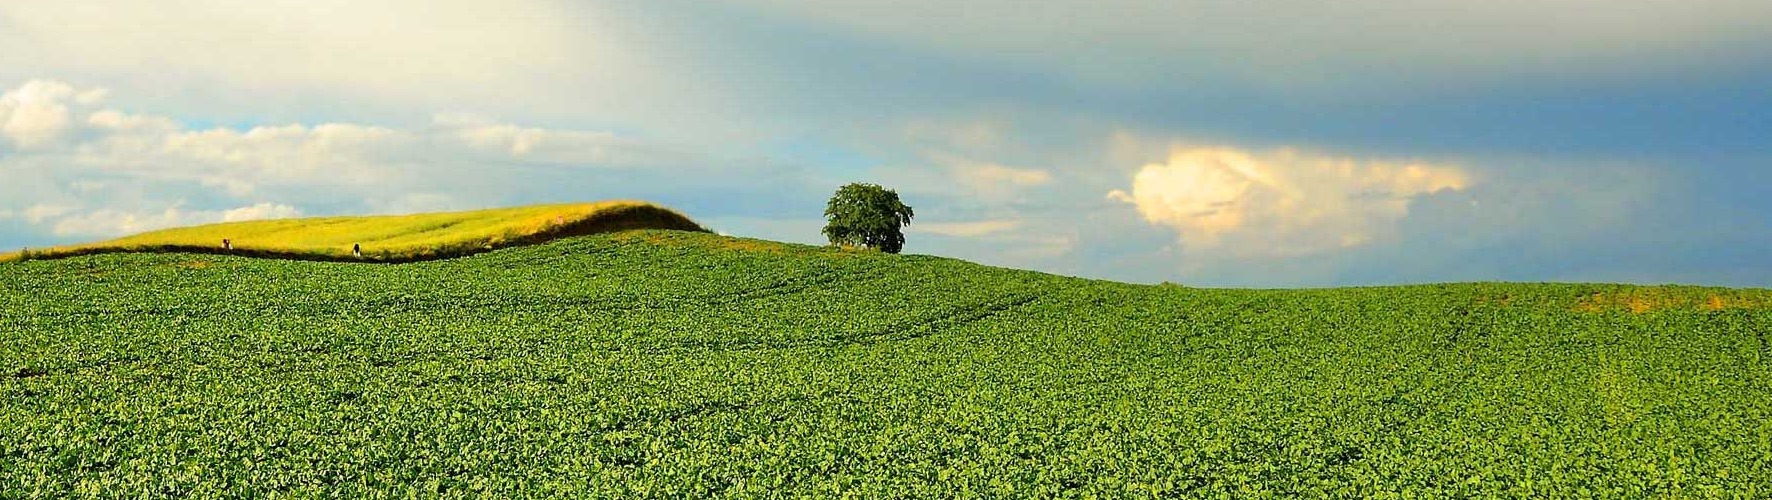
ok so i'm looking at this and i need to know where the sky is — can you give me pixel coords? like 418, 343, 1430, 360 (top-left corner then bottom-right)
2, 0, 1769, 287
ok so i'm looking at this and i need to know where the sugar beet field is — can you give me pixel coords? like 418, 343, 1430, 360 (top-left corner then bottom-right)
3, 230, 1771, 497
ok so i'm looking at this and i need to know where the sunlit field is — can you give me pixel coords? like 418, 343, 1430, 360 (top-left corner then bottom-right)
4, 229, 1769, 496
0, 201, 703, 264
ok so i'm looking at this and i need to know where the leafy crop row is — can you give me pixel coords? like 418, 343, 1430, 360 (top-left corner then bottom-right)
3, 230, 1770, 497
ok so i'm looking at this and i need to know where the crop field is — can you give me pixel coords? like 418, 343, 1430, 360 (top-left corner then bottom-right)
0, 200, 704, 264
3, 230, 1771, 497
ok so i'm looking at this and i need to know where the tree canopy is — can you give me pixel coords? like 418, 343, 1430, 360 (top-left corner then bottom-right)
822, 183, 914, 254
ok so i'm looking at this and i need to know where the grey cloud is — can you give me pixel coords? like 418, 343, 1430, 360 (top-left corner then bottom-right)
723, 0, 1772, 91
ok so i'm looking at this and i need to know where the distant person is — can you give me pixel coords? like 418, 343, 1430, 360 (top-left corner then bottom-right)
353, 243, 362, 258
222, 239, 231, 251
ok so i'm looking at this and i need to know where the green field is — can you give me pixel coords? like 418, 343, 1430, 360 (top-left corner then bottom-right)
4, 229, 1771, 497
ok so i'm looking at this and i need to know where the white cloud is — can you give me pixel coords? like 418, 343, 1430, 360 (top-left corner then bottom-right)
86, 109, 178, 135
0, 80, 82, 149
884, 118, 1059, 202
915, 219, 1024, 238
0, 1, 597, 99
21, 205, 75, 224
911, 222, 1080, 264
48, 203, 302, 237
150, 123, 413, 192
0, 79, 695, 240
365, 193, 466, 216
693, 216, 829, 246
0, 0, 747, 146
431, 114, 676, 167
1109, 146, 1470, 257
219, 202, 303, 223
1012, 233, 1077, 260
933, 153, 1053, 200
953, 161, 1052, 188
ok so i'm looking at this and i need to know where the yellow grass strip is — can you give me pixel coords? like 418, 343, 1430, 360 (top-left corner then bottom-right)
1, 200, 704, 263
1573, 288, 1772, 313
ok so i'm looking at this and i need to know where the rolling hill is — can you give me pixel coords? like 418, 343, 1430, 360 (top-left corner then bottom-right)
2, 215, 1770, 496
0, 200, 704, 263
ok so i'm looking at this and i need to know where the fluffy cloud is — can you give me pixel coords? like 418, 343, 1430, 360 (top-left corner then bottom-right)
20, 205, 76, 224
0, 1, 601, 101
0, 79, 692, 241
911, 222, 1082, 266
0, 80, 104, 149
934, 154, 1052, 201
49, 203, 302, 237
0, 0, 767, 148
432, 114, 685, 167
882, 118, 1062, 204
955, 162, 1051, 188
1109, 147, 1470, 257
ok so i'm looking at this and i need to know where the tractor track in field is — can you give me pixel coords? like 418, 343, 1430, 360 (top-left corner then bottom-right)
709, 271, 851, 305
669, 294, 1044, 353
845, 294, 1043, 347
593, 390, 837, 435
8, 270, 862, 323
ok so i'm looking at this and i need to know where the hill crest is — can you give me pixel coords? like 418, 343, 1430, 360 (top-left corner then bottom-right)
1, 200, 705, 264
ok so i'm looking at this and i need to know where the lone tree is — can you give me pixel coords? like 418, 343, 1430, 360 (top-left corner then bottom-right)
822, 183, 914, 253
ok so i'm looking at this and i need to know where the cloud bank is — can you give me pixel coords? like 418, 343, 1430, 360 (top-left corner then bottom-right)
727, 0, 1772, 90
1109, 147, 1470, 257
0, 80, 105, 150
48, 203, 303, 238
0, 79, 689, 238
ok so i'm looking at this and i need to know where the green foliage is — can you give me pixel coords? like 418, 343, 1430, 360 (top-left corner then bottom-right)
2, 231, 1771, 496
822, 183, 914, 253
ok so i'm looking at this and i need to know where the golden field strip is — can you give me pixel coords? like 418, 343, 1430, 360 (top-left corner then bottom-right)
0, 200, 704, 263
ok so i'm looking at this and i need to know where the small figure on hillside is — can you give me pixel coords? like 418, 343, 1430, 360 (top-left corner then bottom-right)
222, 239, 232, 251
353, 243, 362, 258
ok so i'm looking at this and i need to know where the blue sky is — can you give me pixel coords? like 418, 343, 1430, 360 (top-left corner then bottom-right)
2, 0, 1769, 287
